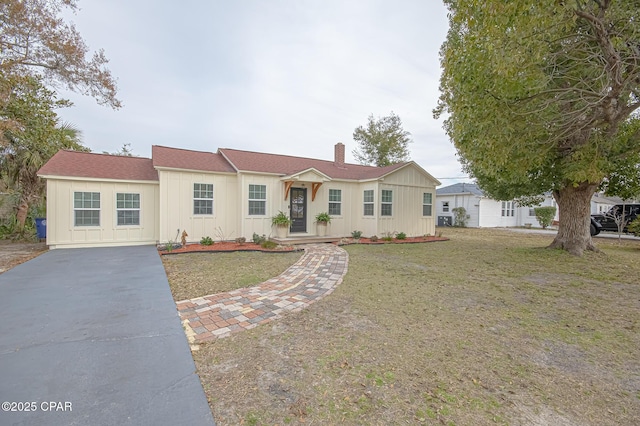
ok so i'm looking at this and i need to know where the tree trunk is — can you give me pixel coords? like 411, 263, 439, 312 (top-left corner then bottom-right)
16, 199, 29, 230
549, 182, 599, 256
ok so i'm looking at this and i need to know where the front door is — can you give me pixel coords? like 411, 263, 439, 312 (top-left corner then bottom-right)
290, 188, 307, 233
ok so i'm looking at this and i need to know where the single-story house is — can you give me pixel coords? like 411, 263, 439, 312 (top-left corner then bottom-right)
435, 182, 559, 228
37, 143, 441, 249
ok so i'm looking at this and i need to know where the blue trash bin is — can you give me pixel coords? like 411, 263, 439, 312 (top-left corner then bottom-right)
35, 218, 47, 239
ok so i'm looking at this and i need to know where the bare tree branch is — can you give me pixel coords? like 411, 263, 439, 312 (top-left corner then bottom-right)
0, 0, 121, 108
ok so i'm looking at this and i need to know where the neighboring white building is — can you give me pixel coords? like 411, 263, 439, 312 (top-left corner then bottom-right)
590, 193, 622, 214
37, 143, 441, 249
435, 183, 558, 228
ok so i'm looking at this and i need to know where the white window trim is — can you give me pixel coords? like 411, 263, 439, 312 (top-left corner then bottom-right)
248, 184, 267, 216
442, 201, 450, 213
73, 191, 101, 227
116, 193, 141, 227
501, 201, 515, 217
381, 190, 393, 217
363, 189, 374, 216
193, 183, 214, 216
423, 193, 433, 217
328, 189, 342, 216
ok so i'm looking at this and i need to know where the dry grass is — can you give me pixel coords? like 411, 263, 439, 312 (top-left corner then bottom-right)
167, 228, 640, 425
162, 251, 303, 301
0, 241, 48, 274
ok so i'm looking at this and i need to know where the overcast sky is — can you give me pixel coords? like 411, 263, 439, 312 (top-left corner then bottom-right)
58, 0, 469, 185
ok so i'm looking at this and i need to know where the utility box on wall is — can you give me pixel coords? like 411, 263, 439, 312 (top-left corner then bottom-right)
438, 216, 452, 227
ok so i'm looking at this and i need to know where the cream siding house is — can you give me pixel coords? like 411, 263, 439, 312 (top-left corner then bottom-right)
37, 153, 160, 249
38, 143, 440, 249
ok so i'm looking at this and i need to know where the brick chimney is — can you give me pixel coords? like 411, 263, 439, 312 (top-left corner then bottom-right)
334, 142, 345, 168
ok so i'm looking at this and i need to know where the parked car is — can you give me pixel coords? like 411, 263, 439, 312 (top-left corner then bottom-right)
590, 217, 602, 236
591, 204, 640, 233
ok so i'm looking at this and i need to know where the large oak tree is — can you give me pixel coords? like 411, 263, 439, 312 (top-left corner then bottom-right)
601, 120, 640, 201
435, 0, 640, 255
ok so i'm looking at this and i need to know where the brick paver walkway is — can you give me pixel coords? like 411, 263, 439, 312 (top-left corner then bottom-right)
175, 244, 348, 343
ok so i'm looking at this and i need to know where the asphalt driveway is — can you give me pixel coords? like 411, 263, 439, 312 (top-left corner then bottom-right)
0, 246, 215, 426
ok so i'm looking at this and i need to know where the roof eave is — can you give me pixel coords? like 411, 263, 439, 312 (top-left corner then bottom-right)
357, 177, 383, 183
281, 167, 332, 181
373, 162, 441, 185
37, 174, 159, 184
153, 166, 237, 175
235, 170, 287, 177
436, 191, 484, 196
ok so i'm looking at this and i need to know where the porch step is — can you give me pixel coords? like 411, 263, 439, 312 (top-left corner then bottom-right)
271, 235, 342, 245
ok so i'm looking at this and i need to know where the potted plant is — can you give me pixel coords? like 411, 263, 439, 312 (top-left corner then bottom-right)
271, 211, 292, 238
314, 212, 331, 237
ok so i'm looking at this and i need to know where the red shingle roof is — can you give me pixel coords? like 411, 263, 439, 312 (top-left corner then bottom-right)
218, 148, 407, 180
38, 150, 158, 181
152, 145, 236, 173
38, 145, 427, 183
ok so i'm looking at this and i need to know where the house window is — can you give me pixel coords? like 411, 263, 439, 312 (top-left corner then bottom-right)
193, 183, 213, 215
529, 208, 536, 216
328, 189, 341, 216
442, 201, 449, 212
381, 190, 393, 216
423, 193, 433, 216
501, 201, 515, 217
248, 184, 266, 215
74, 192, 100, 226
363, 190, 374, 216
116, 193, 140, 226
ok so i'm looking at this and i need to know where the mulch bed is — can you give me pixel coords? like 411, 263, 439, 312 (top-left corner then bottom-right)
158, 235, 449, 255
159, 241, 298, 255
345, 236, 449, 245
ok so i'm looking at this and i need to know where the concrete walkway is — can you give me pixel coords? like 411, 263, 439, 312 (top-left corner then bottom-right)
0, 246, 214, 426
176, 244, 349, 343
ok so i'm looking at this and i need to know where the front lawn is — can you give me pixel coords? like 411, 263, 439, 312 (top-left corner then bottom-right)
166, 228, 640, 425
162, 251, 302, 301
